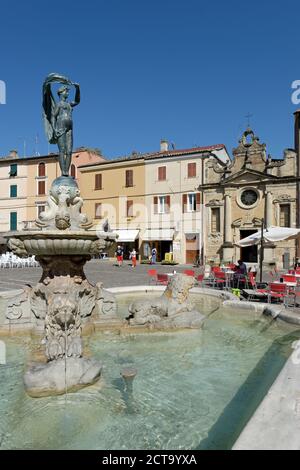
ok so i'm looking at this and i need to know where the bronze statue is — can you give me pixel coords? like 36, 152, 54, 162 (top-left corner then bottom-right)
43, 73, 80, 176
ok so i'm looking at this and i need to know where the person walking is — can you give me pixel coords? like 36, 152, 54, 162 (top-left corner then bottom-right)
115, 245, 123, 267
151, 246, 157, 265
130, 248, 137, 268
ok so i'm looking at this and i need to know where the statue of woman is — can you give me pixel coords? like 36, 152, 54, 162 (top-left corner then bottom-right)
42, 73, 80, 176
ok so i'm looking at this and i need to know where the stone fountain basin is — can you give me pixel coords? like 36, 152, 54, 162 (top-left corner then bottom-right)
4, 230, 115, 256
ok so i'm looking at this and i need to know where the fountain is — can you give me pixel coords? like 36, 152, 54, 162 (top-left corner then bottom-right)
4, 73, 117, 397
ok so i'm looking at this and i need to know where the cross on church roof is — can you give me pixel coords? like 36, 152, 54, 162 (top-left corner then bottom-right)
245, 112, 253, 128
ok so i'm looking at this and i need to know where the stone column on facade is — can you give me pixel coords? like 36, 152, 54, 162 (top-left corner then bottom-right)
224, 194, 232, 243
266, 191, 273, 228
222, 193, 234, 262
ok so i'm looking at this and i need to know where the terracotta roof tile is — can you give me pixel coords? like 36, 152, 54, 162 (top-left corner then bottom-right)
78, 144, 226, 169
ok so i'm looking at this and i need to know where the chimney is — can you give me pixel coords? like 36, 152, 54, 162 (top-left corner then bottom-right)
160, 139, 168, 152
9, 149, 19, 159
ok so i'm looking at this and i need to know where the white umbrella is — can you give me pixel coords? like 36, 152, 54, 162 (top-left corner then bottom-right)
236, 226, 300, 247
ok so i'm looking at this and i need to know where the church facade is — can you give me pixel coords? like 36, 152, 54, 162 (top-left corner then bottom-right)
201, 115, 300, 268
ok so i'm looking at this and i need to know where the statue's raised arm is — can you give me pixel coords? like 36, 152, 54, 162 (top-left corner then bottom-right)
70, 83, 80, 108
42, 73, 80, 176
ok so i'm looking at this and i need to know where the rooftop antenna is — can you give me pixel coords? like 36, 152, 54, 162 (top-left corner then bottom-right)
35, 133, 40, 156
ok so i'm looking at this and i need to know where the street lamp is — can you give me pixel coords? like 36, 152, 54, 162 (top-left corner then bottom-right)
259, 218, 268, 283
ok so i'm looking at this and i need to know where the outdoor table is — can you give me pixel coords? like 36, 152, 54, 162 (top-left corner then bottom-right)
224, 270, 235, 289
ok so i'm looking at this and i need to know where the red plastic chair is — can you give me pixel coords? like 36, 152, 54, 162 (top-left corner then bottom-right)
227, 263, 236, 270
282, 274, 296, 283
267, 283, 287, 304
148, 269, 157, 284
211, 266, 221, 274
196, 274, 204, 286
156, 274, 168, 286
247, 273, 268, 301
213, 271, 226, 289
183, 269, 195, 277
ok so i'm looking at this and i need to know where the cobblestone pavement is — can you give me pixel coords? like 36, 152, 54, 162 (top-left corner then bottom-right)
0, 259, 281, 292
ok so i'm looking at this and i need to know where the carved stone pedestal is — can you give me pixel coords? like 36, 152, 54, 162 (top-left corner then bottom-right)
5, 231, 117, 397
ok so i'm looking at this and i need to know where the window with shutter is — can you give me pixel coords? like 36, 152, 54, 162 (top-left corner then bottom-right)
211, 208, 220, 233
38, 181, 45, 195
95, 203, 102, 219
188, 162, 196, 178
158, 166, 166, 181
125, 170, 133, 187
127, 200, 133, 217
279, 204, 290, 227
70, 164, 76, 178
9, 164, 17, 177
157, 196, 169, 213
182, 194, 187, 213
10, 212, 17, 231
166, 195, 170, 213
38, 162, 46, 177
196, 193, 201, 211
10, 185, 17, 198
187, 193, 196, 212
95, 174, 102, 190
153, 196, 158, 214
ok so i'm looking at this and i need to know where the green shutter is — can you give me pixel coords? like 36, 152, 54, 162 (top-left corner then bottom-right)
10, 164, 17, 177
10, 185, 17, 197
10, 212, 17, 231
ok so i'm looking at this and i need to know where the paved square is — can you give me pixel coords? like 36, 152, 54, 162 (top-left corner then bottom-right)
0, 260, 192, 292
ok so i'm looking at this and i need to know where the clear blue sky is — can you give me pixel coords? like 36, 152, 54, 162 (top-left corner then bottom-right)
0, 0, 299, 159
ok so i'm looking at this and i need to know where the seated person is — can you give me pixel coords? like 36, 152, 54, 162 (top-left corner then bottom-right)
294, 260, 300, 270
233, 260, 247, 286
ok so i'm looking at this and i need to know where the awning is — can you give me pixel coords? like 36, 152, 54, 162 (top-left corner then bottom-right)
236, 226, 300, 247
142, 229, 174, 241
115, 229, 139, 242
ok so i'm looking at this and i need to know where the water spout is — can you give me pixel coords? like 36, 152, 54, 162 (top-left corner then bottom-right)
121, 367, 137, 394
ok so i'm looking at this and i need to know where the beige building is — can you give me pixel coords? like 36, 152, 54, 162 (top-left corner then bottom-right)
0, 150, 28, 233
0, 148, 104, 232
202, 119, 300, 268
143, 141, 230, 263
78, 155, 146, 258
